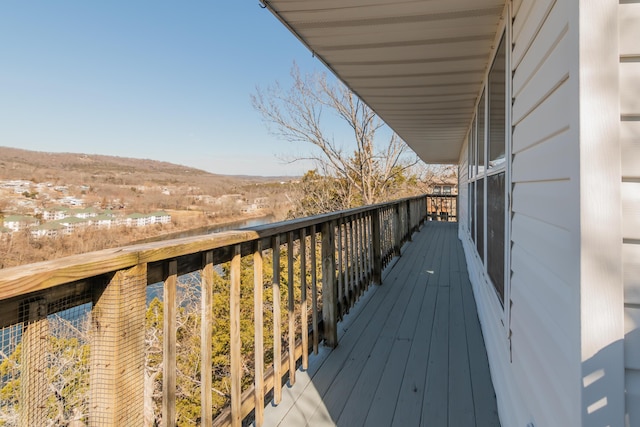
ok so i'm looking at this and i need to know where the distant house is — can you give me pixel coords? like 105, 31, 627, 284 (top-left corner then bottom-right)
42, 207, 70, 221
31, 222, 66, 238
125, 213, 149, 227
431, 184, 457, 195
92, 214, 116, 229
56, 217, 90, 234
58, 196, 83, 207
3, 215, 39, 232
72, 207, 100, 219
253, 197, 270, 209
148, 211, 171, 224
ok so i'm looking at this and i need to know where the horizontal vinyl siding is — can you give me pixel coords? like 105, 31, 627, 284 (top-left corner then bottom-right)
510, 0, 580, 426
620, 2, 640, 425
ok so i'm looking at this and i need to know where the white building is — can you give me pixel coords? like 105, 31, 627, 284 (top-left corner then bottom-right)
266, 1, 640, 426
2, 215, 39, 232
148, 211, 171, 224
92, 214, 116, 229
56, 217, 90, 234
31, 222, 66, 238
42, 207, 70, 221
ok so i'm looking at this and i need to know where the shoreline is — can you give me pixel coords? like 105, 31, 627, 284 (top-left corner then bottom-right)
131, 214, 275, 244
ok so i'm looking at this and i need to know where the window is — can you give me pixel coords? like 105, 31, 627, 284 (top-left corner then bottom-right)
476, 178, 485, 262
487, 173, 505, 299
489, 36, 506, 169
443, 186, 452, 195
477, 91, 486, 175
467, 31, 507, 305
470, 182, 476, 244
469, 119, 476, 179
486, 34, 506, 298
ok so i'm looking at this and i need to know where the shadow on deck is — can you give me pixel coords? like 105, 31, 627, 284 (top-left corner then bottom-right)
263, 222, 500, 427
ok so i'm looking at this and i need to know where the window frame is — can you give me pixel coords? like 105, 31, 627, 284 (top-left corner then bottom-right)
465, 11, 511, 315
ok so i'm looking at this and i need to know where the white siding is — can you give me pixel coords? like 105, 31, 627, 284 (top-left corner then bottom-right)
510, 0, 582, 425
458, 1, 581, 424
620, 2, 640, 425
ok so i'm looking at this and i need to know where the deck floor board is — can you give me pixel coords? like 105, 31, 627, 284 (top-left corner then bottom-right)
262, 222, 500, 427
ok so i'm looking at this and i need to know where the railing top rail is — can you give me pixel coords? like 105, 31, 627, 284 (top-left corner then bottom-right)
0, 195, 429, 301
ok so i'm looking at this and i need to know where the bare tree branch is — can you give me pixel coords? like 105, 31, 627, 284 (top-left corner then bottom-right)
252, 63, 421, 211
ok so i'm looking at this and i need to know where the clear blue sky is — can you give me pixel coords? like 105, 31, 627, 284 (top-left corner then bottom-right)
0, 2, 333, 176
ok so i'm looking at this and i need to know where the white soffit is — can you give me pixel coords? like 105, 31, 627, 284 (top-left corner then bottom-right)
262, 0, 504, 164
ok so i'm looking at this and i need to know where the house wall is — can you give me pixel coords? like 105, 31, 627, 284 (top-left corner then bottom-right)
510, 1, 584, 423
620, 1, 640, 425
460, 0, 627, 425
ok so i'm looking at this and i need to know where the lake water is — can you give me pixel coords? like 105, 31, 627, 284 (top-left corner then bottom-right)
132, 215, 275, 244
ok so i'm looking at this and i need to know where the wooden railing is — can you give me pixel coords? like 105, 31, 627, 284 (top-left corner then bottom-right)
426, 194, 458, 222
0, 195, 429, 427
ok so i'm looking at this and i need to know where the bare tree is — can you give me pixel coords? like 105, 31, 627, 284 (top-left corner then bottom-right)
252, 63, 419, 209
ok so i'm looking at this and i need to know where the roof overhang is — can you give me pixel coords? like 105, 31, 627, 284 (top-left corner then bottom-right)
262, 0, 505, 164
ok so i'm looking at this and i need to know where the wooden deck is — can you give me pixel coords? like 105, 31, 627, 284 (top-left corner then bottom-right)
262, 222, 500, 427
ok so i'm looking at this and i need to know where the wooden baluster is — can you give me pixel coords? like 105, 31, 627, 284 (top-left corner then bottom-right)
321, 220, 338, 348
164, 260, 178, 427
337, 219, 343, 317
201, 254, 213, 427
349, 219, 356, 305
272, 235, 282, 403
310, 226, 319, 355
372, 209, 382, 286
287, 232, 296, 386
230, 245, 242, 427
351, 214, 362, 296
344, 220, 350, 308
360, 214, 366, 291
300, 229, 309, 369
394, 204, 401, 257
407, 200, 412, 241
364, 213, 371, 285
253, 241, 265, 426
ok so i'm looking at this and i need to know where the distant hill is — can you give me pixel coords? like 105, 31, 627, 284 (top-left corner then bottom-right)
0, 146, 288, 195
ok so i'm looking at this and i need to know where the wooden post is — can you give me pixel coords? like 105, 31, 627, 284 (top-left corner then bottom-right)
310, 227, 319, 355
272, 235, 282, 404
394, 204, 402, 257
336, 219, 343, 313
349, 219, 355, 304
354, 215, 361, 295
321, 221, 338, 348
344, 221, 351, 307
90, 264, 147, 426
299, 229, 308, 370
20, 299, 48, 427
201, 253, 214, 427
455, 195, 458, 221
364, 214, 371, 283
423, 197, 428, 223
252, 240, 265, 426
407, 200, 413, 240
230, 245, 242, 427
163, 260, 177, 427
372, 209, 382, 286
286, 232, 296, 386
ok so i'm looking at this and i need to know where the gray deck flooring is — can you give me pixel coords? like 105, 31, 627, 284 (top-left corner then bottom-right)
262, 222, 500, 427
